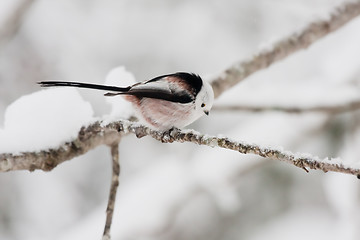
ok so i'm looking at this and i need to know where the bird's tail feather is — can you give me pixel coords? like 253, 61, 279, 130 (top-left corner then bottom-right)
38, 81, 131, 93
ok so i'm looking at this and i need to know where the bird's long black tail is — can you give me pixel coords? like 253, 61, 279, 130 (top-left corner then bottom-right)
38, 81, 131, 93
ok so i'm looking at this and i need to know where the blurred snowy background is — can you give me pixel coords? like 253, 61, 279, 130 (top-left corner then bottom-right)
1, 0, 360, 239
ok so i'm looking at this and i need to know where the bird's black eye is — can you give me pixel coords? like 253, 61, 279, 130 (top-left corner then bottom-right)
201, 103, 206, 108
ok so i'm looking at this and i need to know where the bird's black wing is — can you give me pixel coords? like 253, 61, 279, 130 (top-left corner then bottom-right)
125, 88, 193, 103
105, 79, 194, 103
146, 72, 203, 96
115, 72, 202, 103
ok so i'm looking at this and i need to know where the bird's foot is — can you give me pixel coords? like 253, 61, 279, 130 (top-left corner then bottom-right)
161, 127, 181, 143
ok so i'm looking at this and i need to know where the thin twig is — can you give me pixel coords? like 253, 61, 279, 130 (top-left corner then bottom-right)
210, 0, 360, 97
212, 100, 360, 114
102, 142, 121, 240
1, 120, 359, 177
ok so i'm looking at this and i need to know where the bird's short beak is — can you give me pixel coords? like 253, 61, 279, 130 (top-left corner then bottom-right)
204, 110, 209, 116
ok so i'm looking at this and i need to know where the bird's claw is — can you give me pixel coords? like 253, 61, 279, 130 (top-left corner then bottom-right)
161, 127, 180, 143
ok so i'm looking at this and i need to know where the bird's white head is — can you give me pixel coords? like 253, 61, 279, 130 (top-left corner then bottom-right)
195, 80, 214, 116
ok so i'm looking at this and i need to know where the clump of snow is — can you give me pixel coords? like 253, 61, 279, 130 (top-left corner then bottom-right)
0, 88, 94, 153
103, 66, 136, 120
206, 136, 219, 148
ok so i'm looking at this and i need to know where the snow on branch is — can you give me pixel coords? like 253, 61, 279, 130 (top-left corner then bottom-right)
1, 119, 359, 177
210, 0, 360, 97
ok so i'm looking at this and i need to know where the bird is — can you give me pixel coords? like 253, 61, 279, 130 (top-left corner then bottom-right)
38, 72, 214, 130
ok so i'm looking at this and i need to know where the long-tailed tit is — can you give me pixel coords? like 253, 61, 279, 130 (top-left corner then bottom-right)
38, 72, 214, 130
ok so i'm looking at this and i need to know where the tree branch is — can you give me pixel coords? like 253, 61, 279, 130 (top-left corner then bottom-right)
0, 122, 122, 172
212, 99, 360, 114
210, 0, 360, 97
102, 142, 120, 240
1, 120, 359, 177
